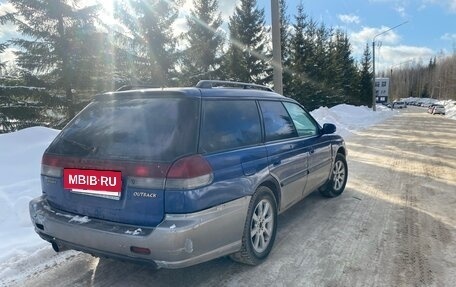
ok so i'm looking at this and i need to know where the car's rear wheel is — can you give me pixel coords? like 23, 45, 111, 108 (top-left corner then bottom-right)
320, 153, 348, 198
230, 186, 277, 265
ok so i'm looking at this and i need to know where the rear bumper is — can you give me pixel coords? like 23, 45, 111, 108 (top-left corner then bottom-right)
29, 195, 250, 269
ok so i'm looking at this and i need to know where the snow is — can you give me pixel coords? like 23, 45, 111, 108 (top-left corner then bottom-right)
441, 100, 456, 121
402, 97, 437, 106
0, 85, 46, 90
0, 127, 60, 284
125, 228, 143, 235
69, 215, 91, 224
311, 104, 397, 138
0, 104, 396, 285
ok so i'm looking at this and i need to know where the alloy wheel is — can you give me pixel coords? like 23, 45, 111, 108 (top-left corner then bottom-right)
333, 160, 346, 191
250, 199, 274, 253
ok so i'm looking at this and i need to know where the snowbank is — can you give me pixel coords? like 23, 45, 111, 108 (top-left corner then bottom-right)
402, 97, 437, 106
0, 127, 59, 280
441, 100, 456, 121
0, 104, 396, 283
311, 104, 396, 138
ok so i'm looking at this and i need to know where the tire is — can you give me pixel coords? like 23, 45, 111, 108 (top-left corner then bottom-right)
320, 153, 348, 198
230, 186, 278, 265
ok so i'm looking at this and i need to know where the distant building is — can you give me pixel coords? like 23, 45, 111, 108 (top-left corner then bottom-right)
375, 77, 389, 103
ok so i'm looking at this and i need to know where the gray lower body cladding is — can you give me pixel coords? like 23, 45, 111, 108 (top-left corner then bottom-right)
29, 195, 250, 269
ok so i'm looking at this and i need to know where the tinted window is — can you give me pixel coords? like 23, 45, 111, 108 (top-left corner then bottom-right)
260, 101, 298, 142
283, 102, 318, 137
199, 100, 262, 153
47, 98, 199, 162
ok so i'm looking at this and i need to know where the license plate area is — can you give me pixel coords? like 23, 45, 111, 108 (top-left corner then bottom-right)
64, 169, 122, 200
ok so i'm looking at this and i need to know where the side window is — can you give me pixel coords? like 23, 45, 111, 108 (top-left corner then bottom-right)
283, 102, 318, 137
199, 100, 261, 153
259, 101, 298, 142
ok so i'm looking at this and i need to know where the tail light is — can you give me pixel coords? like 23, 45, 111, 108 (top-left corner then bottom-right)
165, 155, 213, 190
42, 155, 63, 177
41, 154, 169, 189
41, 153, 213, 190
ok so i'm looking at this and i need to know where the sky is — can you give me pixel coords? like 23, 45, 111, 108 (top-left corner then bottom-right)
263, 0, 456, 71
1, 0, 455, 73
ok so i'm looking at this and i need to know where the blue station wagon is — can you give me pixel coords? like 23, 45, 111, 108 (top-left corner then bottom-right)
29, 80, 348, 268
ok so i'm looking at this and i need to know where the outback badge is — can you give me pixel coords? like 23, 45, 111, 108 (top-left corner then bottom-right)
133, 192, 157, 198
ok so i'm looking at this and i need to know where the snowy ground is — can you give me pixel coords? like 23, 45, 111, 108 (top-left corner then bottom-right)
0, 104, 396, 285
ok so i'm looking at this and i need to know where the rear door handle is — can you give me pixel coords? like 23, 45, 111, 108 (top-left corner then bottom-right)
243, 168, 257, 176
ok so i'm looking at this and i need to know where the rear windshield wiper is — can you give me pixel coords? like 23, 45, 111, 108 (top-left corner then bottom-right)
61, 138, 98, 153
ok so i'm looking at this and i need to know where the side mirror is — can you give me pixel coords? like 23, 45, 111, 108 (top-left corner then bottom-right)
321, 123, 336, 135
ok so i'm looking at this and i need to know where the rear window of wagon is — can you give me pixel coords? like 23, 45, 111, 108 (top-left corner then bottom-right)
47, 97, 200, 162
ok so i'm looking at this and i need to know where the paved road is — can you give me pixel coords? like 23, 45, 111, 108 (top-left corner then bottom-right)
13, 108, 456, 287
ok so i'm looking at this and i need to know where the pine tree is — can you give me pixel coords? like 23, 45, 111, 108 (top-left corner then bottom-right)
305, 23, 334, 108
329, 30, 359, 105
180, 0, 224, 85
0, 70, 64, 132
359, 43, 373, 107
0, 43, 6, 70
309, 23, 330, 81
114, 0, 179, 86
302, 18, 317, 76
289, 3, 307, 101
342, 33, 360, 104
288, 3, 320, 109
0, 0, 101, 117
223, 0, 270, 83
288, 3, 366, 109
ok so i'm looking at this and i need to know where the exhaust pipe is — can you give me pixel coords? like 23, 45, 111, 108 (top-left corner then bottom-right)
51, 240, 67, 252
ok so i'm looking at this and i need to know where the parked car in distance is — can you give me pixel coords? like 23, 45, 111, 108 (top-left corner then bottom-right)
393, 101, 407, 109
29, 80, 348, 269
427, 104, 439, 113
432, 104, 445, 115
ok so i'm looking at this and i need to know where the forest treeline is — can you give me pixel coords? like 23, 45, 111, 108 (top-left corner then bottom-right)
389, 54, 456, 101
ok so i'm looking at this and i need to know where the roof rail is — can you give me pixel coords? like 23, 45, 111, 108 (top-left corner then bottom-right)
196, 80, 273, 92
116, 85, 160, 91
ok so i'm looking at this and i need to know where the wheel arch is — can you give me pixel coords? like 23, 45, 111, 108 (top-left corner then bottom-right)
257, 177, 281, 212
336, 146, 346, 157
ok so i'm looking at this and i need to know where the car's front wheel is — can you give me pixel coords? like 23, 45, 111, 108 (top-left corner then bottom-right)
230, 186, 277, 265
320, 153, 348, 198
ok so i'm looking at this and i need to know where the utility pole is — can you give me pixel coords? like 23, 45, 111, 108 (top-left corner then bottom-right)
271, 0, 283, 95
372, 21, 408, 111
372, 41, 376, 110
